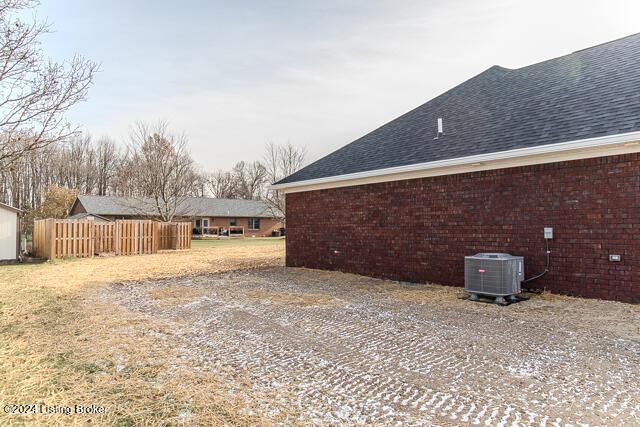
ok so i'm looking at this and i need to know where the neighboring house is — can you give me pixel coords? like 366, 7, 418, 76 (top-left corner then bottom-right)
66, 212, 110, 222
68, 195, 282, 237
0, 202, 21, 260
272, 34, 640, 303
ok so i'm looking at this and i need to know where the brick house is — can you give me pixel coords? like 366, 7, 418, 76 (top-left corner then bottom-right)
68, 195, 282, 237
272, 34, 640, 303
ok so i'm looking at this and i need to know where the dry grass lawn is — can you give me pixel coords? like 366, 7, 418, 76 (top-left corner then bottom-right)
0, 238, 284, 426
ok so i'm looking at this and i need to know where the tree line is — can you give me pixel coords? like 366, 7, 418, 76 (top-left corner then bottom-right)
0, 120, 305, 225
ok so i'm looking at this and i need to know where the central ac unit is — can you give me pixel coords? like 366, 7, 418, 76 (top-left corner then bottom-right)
464, 253, 524, 304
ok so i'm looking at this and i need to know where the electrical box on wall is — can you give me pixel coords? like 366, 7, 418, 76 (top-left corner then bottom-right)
544, 227, 553, 239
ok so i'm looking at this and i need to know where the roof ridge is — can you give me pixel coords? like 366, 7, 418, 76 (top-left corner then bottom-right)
74, 195, 279, 217
79, 194, 266, 203
507, 32, 640, 72
571, 31, 640, 54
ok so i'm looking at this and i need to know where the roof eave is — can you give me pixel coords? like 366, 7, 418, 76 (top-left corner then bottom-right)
271, 131, 640, 193
0, 202, 23, 214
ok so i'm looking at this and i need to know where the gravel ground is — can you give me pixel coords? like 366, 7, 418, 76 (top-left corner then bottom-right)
97, 267, 640, 426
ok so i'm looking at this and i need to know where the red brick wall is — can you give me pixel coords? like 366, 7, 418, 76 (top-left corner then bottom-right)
286, 154, 639, 303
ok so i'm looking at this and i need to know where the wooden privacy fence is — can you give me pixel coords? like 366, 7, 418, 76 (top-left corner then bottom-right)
33, 219, 95, 259
94, 222, 115, 253
33, 219, 192, 259
115, 220, 157, 256
158, 222, 191, 250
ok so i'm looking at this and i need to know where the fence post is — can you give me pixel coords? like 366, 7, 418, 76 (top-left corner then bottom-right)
89, 221, 95, 257
47, 218, 56, 259
134, 220, 139, 255
115, 220, 120, 256
140, 221, 144, 254
153, 221, 159, 253
173, 223, 178, 249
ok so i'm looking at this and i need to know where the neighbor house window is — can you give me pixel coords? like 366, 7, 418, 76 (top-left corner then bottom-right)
248, 218, 260, 230
194, 219, 201, 228
229, 218, 237, 226
201, 218, 216, 235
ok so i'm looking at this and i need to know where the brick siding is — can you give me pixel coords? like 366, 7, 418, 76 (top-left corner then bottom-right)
200, 217, 282, 237
286, 154, 639, 303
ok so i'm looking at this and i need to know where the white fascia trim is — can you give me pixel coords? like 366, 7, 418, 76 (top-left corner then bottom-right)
271, 131, 640, 193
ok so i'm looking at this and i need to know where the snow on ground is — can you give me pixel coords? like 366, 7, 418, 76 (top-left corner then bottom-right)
97, 267, 640, 425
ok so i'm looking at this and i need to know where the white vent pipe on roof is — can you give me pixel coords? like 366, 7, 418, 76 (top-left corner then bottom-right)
434, 117, 444, 139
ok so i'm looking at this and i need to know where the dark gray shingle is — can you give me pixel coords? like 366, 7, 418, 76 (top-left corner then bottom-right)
277, 33, 640, 185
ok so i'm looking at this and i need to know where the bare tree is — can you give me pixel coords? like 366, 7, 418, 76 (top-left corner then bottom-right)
232, 160, 267, 200
64, 135, 94, 192
111, 148, 136, 197
0, 0, 98, 171
206, 170, 236, 198
0, 141, 58, 211
127, 121, 198, 221
205, 161, 267, 200
263, 141, 306, 222
95, 136, 119, 195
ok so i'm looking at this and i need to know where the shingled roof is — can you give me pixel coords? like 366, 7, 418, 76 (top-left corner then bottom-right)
72, 195, 279, 218
277, 33, 640, 185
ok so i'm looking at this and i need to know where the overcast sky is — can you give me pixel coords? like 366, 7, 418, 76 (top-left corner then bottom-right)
36, 0, 640, 171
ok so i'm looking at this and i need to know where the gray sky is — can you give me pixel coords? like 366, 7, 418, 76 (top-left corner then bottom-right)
37, 0, 640, 171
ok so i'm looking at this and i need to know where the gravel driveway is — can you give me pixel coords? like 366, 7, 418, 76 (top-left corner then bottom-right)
99, 267, 640, 425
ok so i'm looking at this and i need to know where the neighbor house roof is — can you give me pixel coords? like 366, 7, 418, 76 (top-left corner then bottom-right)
274, 33, 640, 191
66, 212, 111, 222
71, 195, 279, 218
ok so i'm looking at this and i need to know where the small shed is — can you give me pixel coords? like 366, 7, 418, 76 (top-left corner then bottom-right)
0, 202, 21, 260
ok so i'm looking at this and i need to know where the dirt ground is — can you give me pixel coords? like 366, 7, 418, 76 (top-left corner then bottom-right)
97, 267, 640, 426
1, 238, 639, 425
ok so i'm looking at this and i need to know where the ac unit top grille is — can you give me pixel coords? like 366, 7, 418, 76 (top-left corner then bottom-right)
467, 252, 515, 260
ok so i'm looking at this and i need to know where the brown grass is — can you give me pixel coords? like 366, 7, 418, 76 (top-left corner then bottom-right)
147, 285, 210, 308
0, 240, 284, 426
